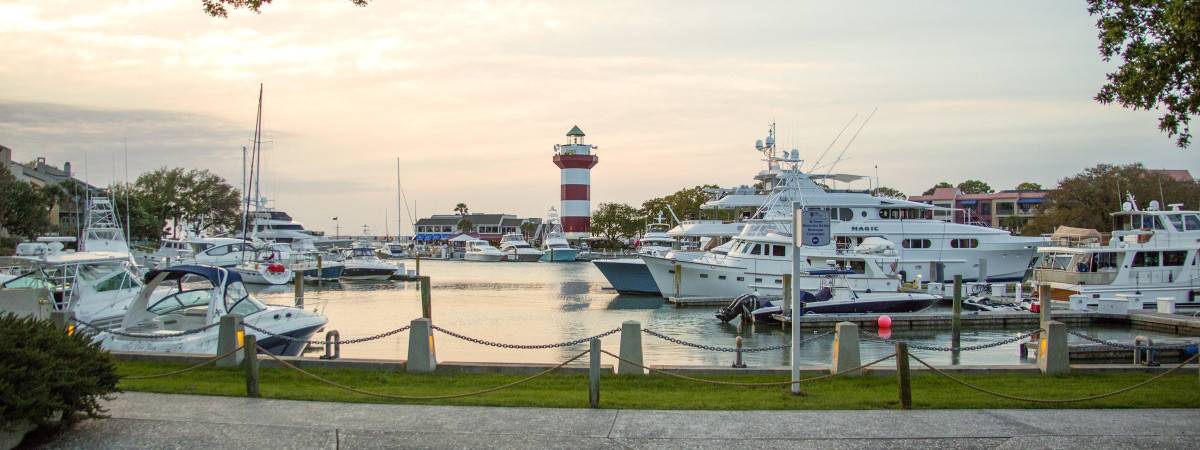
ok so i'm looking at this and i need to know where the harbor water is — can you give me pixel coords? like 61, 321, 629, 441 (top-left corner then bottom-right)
251, 259, 1184, 367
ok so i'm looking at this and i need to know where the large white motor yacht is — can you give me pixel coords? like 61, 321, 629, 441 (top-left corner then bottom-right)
1033, 194, 1200, 309
642, 128, 1045, 300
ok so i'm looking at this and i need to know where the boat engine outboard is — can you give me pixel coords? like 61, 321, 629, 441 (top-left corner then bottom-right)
716, 294, 759, 323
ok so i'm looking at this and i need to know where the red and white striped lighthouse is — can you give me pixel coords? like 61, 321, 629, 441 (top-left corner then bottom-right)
553, 125, 599, 240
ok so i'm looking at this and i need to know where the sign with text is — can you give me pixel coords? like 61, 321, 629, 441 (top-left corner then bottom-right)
797, 209, 831, 247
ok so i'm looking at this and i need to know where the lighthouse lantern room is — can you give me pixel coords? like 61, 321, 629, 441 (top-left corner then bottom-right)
552, 125, 599, 241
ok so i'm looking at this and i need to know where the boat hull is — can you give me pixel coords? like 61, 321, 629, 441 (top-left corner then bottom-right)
464, 253, 503, 262
540, 248, 579, 262
340, 267, 397, 280
504, 251, 544, 262
294, 264, 346, 282
593, 258, 661, 295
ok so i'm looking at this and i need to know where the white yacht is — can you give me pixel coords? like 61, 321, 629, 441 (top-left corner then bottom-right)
592, 212, 693, 295
380, 242, 410, 259
99, 265, 326, 356
499, 232, 543, 262
717, 240, 941, 322
463, 239, 504, 262
1, 242, 144, 330
1032, 194, 1200, 308
539, 207, 578, 262
338, 246, 401, 280
642, 128, 1045, 300
244, 199, 353, 251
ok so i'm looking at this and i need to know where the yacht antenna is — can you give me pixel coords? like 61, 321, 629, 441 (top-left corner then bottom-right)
809, 114, 858, 172
816, 107, 877, 176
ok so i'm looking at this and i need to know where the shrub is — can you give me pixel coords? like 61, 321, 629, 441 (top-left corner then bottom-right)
0, 313, 120, 433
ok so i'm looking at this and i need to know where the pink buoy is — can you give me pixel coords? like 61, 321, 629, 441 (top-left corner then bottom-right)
878, 315, 892, 328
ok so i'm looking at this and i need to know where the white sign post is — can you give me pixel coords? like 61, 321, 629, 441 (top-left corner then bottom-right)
791, 206, 830, 393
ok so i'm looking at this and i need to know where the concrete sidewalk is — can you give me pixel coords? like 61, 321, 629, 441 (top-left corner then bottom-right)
39, 392, 1199, 449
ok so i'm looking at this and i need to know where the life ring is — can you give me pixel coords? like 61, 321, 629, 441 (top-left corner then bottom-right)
266, 264, 286, 274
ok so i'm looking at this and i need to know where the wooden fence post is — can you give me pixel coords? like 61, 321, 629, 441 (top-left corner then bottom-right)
896, 342, 912, 409
243, 334, 260, 397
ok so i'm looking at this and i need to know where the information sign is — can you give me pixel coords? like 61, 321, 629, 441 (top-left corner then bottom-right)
798, 209, 831, 247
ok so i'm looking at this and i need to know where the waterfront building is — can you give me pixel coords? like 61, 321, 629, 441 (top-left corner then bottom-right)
553, 126, 599, 241
908, 188, 1046, 232
2, 145, 101, 237
413, 213, 541, 244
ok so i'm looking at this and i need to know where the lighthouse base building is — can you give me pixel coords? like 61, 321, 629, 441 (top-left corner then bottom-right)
553, 126, 599, 241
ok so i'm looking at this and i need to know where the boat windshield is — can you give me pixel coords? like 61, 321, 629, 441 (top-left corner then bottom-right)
224, 281, 266, 316
739, 221, 793, 239
1, 271, 51, 289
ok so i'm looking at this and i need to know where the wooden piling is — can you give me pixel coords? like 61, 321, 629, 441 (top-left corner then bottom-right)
896, 342, 912, 409
243, 334, 259, 397
589, 339, 601, 408
420, 276, 432, 319
673, 264, 682, 298
294, 272, 304, 308
952, 275, 962, 346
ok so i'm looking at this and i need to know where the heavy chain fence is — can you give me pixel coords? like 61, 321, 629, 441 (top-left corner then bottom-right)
432, 325, 621, 349
1066, 329, 1200, 350
859, 329, 1042, 352
243, 322, 410, 345
642, 329, 835, 352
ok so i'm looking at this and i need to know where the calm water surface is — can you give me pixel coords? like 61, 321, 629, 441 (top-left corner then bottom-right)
251, 260, 1183, 367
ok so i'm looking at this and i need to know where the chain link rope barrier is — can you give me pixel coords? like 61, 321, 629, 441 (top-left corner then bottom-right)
119, 345, 245, 380
600, 349, 896, 387
909, 352, 1200, 404
859, 329, 1042, 352
76, 319, 221, 339
243, 322, 410, 345
256, 345, 591, 400
432, 325, 621, 349
642, 329, 835, 352
1066, 329, 1199, 350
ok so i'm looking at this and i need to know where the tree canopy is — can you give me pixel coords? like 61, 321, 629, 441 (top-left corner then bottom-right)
590, 202, 642, 248
922, 182, 953, 196
1088, 0, 1200, 148
1022, 163, 1200, 235
1015, 182, 1043, 191
956, 180, 994, 195
0, 168, 50, 240
203, 0, 368, 17
871, 186, 907, 200
134, 167, 241, 239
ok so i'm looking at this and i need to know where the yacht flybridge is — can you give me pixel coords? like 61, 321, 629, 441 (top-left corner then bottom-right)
642, 124, 1045, 300
1033, 194, 1200, 308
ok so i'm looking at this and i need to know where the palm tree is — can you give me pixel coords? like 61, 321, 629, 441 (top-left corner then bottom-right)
454, 203, 469, 215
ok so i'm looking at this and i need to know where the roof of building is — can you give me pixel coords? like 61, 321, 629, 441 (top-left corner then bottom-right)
566, 125, 585, 136
1151, 169, 1194, 182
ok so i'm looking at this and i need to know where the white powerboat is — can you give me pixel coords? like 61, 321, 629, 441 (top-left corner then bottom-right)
98, 265, 326, 356
338, 246, 400, 280
717, 245, 941, 322
463, 239, 504, 262
539, 207, 578, 262
380, 242, 410, 259
1032, 194, 1200, 308
499, 232, 543, 262
1, 243, 145, 330
643, 125, 1044, 300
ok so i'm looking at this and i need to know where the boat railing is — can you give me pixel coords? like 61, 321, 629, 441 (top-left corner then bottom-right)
1032, 268, 1118, 286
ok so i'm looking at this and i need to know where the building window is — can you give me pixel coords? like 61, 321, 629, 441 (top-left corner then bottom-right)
996, 202, 1015, 215
981, 203, 991, 215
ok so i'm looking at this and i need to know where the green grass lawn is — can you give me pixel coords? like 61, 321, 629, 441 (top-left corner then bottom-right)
115, 361, 1200, 410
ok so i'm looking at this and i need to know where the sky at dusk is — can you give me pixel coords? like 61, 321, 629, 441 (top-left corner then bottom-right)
1, 0, 1196, 237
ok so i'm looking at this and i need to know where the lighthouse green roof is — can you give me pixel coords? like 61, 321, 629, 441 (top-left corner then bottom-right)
566, 125, 585, 137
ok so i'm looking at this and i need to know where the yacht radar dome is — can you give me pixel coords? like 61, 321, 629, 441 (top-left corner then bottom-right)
755, 139, 764, 150
1147, 200, 1160, 211
1122, 202, 1133, 212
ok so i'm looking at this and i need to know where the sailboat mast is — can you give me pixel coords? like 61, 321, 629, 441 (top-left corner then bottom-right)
396, 158, 403, 239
